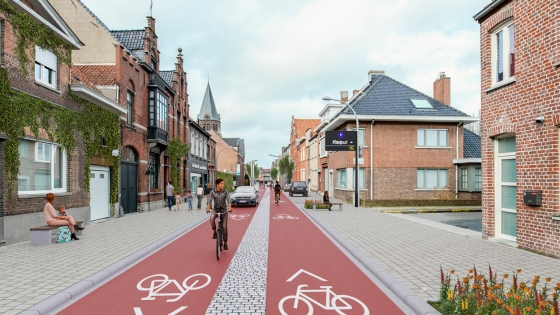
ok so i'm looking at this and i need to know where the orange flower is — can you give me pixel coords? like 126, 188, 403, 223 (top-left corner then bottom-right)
504, 274, 509, 279
450, 270, 455, 275
546, 278, 552, 282
517, 269, 522, 273
506, 292, 512, 298
463, 277, 469, 284
535, 276, 541, 280
525, 306, 532, 312
469, 269, 474, 274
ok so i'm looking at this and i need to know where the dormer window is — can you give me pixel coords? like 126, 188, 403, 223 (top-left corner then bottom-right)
410, 99, 433, 109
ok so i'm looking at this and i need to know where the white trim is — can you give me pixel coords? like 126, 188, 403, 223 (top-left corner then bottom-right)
494, 137, 517, 241
453, 158, 482, 164
18, 139, 68, 195
70, 84, 127, 115
415, 146, 452, 149
485, 76, 517, 93
320, 115, 479, 132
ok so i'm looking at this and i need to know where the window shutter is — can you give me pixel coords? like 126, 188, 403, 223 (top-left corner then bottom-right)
35, 47, 57, 70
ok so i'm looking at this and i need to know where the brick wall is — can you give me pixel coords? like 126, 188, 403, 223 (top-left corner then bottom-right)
478, 0, 560, 257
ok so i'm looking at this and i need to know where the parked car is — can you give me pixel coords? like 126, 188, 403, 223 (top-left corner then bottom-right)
230, 186, 259, 207
283, 184, 291, 192
289, 181, 308, 197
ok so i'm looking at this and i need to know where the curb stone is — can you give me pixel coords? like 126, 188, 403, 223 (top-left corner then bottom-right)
303, 209, 440, 315
21, 215, 209, 315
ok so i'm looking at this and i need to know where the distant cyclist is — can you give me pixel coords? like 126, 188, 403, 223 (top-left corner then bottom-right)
274, 181, 282, 204
206, 178, 232, 250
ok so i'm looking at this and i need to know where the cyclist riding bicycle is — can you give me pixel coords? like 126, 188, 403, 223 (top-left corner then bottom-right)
274, 181, 282, 203
206, 178, 232, 250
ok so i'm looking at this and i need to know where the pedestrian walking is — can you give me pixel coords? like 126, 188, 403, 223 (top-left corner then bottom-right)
206, 183, 213, 199
196, 184, 204, 210
174, 193, 182, 211
166, 181, 175, 211
186, 190, 194, 210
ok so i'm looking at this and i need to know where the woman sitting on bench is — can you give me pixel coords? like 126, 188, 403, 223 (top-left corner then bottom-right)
323, 191, 332, 211
44, 193, 83, 240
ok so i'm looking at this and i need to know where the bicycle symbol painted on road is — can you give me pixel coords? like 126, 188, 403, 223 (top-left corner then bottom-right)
136, 273, 211, 302
279, 269, 369, 314
273, 214, 299, 220
228, 214, 251, 220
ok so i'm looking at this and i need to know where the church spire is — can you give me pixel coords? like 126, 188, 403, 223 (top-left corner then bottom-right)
197, 82, 221, 135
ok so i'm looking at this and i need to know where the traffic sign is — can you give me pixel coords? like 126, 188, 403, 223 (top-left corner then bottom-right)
325, 131, 357, 151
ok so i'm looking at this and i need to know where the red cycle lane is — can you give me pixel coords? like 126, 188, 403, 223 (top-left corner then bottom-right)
267, 193, 406, 315
57, 207, 256, 315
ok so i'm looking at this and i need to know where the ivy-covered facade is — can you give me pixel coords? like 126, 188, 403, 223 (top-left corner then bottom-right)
0, 0, 124, 245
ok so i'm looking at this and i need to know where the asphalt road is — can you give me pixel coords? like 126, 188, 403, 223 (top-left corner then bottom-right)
405, 212, 482, 232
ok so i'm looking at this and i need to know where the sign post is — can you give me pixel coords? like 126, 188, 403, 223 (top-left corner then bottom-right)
325, 130, 359, 207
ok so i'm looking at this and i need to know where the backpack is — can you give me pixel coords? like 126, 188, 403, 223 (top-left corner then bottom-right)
56, 226, 72, 243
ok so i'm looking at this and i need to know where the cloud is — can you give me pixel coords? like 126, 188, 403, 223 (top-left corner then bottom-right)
79, 0, 488, 168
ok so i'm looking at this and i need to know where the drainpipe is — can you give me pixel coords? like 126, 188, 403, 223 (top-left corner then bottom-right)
370, 120, 374, 200
455, 122, 463, 199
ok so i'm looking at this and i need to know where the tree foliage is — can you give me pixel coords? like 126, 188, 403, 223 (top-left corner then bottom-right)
245, 163, 260, 179
278, 155, 294, 183
270, 167, 278, 181
167, 137, 190, 192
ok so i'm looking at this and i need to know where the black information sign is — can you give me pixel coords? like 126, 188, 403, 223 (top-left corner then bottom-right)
325, 131, 357, 151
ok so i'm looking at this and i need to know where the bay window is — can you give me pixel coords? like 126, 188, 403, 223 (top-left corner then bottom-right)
148, 89, 168, 131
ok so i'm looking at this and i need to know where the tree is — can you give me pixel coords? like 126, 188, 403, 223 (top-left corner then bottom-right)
245, 163, 260, 180
464, 108, 481, 135
270, 167, 278, 181
278, 155, 294, 183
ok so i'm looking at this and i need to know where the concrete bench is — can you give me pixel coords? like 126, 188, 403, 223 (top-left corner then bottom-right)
312, 202, 343, 211
30, 221, 84, 245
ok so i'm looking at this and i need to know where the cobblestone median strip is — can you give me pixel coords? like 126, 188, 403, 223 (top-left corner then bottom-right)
205, 193, 270, 314
21, 214, 209, 315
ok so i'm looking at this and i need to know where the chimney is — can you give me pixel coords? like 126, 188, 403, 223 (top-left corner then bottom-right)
433, 71, 451, 105
353, 90, 360, 96
368, 70, 385, 82
340, 91, 348, 102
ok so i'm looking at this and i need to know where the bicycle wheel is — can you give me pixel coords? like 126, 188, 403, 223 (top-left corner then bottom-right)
331, 295, 369, 315
216, 229, 222, 260
278, 295, 312, 315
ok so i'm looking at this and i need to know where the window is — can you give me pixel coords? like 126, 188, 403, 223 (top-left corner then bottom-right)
460, 168, 468, 190
148, 153, 159, 190
213, 124, 217, 131
148, 89, 168, 131
18, 139, 66, 193
126, 91, 134, 125
176, 111, 180, 137
35, 47, 57, 88
320, 137, 326, 157
417, 169, 448, 189
337, 169, 346, 188
417, 129, 448, 147
410, 99, 433, 109
492, 21, 515, 84
475, 168, 482, 190
190, 133, 194, 154
183, 117, 187, 141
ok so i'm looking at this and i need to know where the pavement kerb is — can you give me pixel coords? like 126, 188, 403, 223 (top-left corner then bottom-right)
303, 208, 440, 315
21, 214, 209, 315
380, 208, 482, 214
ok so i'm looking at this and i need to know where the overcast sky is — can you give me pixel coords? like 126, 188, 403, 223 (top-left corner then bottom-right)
79, 0, 488, 170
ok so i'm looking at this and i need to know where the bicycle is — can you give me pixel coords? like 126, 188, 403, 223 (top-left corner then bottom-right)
275, 191, 280, 205
278, 284, 369, 315
209, 209, 230, 260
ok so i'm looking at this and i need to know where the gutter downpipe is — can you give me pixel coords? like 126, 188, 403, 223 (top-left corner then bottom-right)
455, 121, 463, 199
370, 120, 374, 200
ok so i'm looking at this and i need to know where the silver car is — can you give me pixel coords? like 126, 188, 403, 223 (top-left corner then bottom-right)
230, 186, 259, 207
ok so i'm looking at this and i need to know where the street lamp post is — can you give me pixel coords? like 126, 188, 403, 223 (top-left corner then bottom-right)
145, 165, 156, 212
248, 159, 257, 186
322, 96, 360, 207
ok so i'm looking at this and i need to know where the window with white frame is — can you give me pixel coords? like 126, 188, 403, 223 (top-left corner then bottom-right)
337, 169, 346, 188
417, 129, 448, 147
492, 21, 515, 84
126, 91, 134, 126
35, 47, 57, 88
460, 168, 468, 190
18, 139, 66, 193
320, 137, 326, 157
475, 168, 482, 190
417, 169, 448, 189
190, 133, 194, 154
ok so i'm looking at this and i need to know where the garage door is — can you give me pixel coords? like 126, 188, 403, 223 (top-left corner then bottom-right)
90, 166, 110, 221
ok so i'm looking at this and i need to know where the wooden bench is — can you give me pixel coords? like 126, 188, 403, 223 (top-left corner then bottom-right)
30, 221, 84, 245
312, 202, 343, 211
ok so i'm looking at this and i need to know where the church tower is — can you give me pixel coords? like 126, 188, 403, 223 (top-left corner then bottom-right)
197, 82, 221, 136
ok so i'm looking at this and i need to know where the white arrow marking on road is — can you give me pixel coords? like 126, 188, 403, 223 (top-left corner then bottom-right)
286, 269, 328, 282
134, 306, 187, 315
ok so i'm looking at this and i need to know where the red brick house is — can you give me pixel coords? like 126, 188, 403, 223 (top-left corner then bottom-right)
474, 0, 560, 257
289, 117, 320, 183
0, 0, 125, 244
51, 0, 190, 215
317, 71, 480, 203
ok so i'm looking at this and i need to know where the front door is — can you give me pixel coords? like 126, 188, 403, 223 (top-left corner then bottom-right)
495, 137, 516, 241
90, 166, 110, 221
121, 163, 138, 214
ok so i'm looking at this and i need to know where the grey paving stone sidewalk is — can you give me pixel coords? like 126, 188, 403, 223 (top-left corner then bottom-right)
291, 194, 560, 300
0, 202, 207, 315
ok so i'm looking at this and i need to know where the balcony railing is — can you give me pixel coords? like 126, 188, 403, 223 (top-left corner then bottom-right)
148, 126, 168, 144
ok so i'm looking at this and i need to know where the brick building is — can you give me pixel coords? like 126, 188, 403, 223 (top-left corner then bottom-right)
289, 117, 320, 184
51, 0, 190, 215
474, 0, 560, 257
317, 71, 480, 203
0, 0, 125, 244
188, 118, 210, 191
